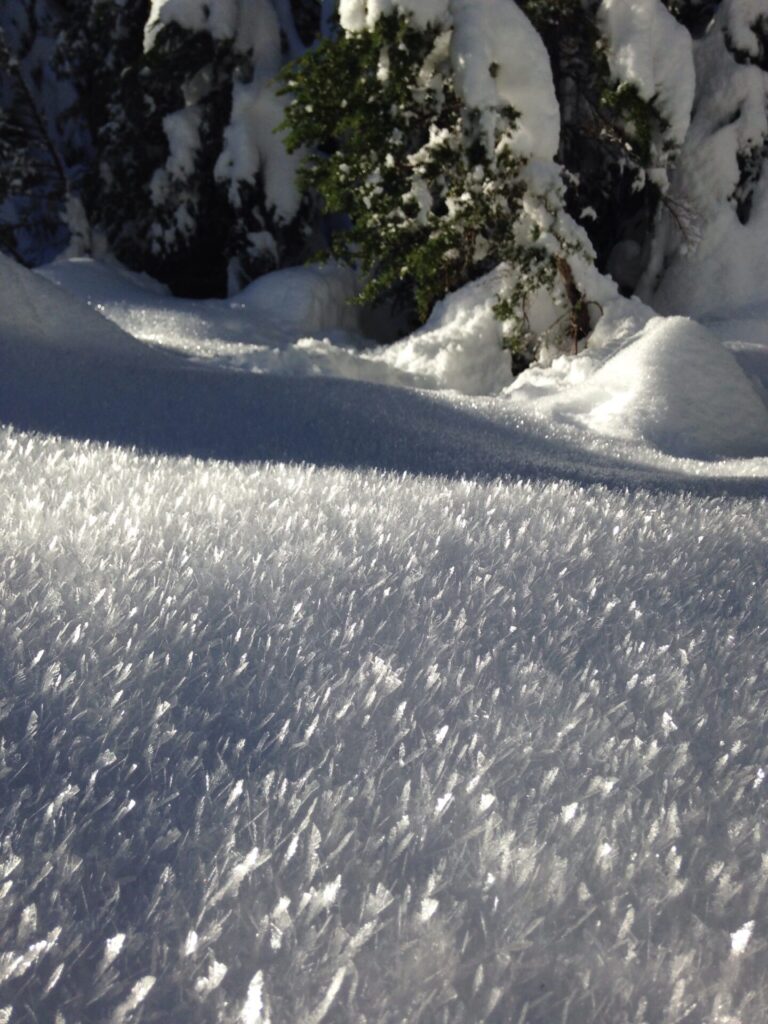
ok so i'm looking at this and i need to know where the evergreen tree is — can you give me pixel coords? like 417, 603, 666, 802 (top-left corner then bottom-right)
520, 0, 672, 294
51, 0, 150, 257
644, 0, 768, 311
1, 0, 325, 295
94, 0, 323, 296
282, 15, 540, 323
0, 0, 86, 263
279, 0, 708, 367
283, 1, 663, 364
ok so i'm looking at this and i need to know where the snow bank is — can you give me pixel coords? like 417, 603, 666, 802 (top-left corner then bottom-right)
29, 256, 768, 463
236, 263, 361, 336
37, 256, 171, 303
371, 262, 620, 397
0, 253, 170, 365
36, 257, 365, 355
36, 256, 513, 395
537, 316, 768, 459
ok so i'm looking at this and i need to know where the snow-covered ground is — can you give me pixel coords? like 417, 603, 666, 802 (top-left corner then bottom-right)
1, 256, 768, 1022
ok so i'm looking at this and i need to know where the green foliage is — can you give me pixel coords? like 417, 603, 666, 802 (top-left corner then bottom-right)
521, 0, 666, 285
2, 0, 322, 295
599, 82, 656, 165
280, 14, 558, 333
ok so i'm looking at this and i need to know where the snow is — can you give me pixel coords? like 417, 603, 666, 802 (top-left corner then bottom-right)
529, 316, 768, 460
149, 106, 204, 220
723, 0, 768, 61
641, 3, 768, 317
451, 0, 559, 161
32, 256, 768, 469
0, 424, 766, 1021
35, 256, 370, 361
236, 262, 361, 336
211, 0, 302, 222
145, 0, 301, 222
598, 0, 696, 147
340, 0, 560, 162
146, 0, 281, 52
4, 0, 768, 1014
144, 0, 207, 48
215, 79, 302, 222
3, 236, 768, 1021
339, 0, 449, 32
377, 270, 512, 394
0, 253, 172, 366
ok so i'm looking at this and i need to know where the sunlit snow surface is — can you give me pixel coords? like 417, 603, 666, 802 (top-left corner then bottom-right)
1, 257, 768, 1022
2, 432, 768, 1023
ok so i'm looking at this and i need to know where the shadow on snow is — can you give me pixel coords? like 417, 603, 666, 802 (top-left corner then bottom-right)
1, 334, 766, 499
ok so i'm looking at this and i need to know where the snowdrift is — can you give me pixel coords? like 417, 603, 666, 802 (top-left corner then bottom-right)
539, 316, 768, 460
13, 254, 768, 467
0, 253, 173, 366
37, 256, 365, 354
373, 271, 513, 395
235, 262, 361, 337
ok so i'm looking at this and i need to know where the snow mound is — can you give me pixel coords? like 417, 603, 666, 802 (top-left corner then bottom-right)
37, 255, 171, 304
37, 257, 365, 356
236, 262, 361, 337
542, 316, 768, 459
0, 253, 171, 365
379, 271, 512, 395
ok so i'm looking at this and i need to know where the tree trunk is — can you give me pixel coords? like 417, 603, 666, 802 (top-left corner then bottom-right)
556, 255, 591, 353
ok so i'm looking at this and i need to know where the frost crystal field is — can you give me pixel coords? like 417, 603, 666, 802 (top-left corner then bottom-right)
1, 251, 768, 1023
2, 434, 768, 1024
2, 0, 768, 1022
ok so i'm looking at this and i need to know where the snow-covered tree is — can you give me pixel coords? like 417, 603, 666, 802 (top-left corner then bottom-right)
0, 0, 88, 264
519, 0, 692, 295
641, 0, 768, 314
282, 1, 608, 365
280, 0, 706, 365
1, 0, 327, 295
48, 0, 318, 296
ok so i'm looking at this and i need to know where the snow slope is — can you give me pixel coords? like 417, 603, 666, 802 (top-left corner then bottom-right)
1, 253, 768, 1022
34, 256, 768, 467
0, 253, 175, 366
